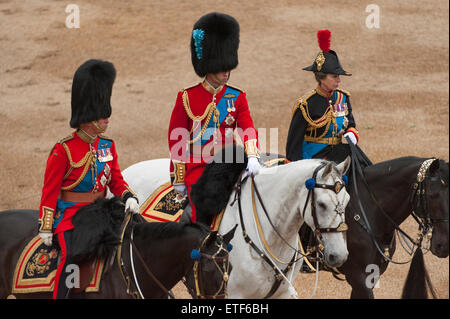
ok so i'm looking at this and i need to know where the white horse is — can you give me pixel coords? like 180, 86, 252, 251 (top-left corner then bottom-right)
118, 157, 351, 298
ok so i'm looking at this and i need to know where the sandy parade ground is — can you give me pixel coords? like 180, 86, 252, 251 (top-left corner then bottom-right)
0, 0, 448, 299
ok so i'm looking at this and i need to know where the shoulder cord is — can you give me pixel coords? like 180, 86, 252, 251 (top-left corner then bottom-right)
182, 90, 219, 144
60, 142, 95, 191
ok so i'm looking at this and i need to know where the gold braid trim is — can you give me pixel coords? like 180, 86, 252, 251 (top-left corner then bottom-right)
292, 89, 337, 139
182, 90, 219, 144
60, 142, 94, 191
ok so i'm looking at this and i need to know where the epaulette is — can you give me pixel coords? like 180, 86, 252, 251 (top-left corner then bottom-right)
336, 88, 351, 97
226, 83, 245, 93
58, 134, 74, 145
291, 89, 316, 118
180, 82, 201, 92
98, 134, 113, 142
48, 135, 73, 156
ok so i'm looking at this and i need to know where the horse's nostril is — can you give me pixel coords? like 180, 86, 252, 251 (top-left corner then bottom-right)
328, 254, 337, 263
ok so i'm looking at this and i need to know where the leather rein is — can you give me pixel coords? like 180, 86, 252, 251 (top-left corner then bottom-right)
231, 162, 348, 298
182, 233, 231, 299
116, 212, 230, 299
346, 138, 448, 264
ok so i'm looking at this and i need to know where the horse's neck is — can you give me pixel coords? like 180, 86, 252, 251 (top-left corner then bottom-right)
245, 164, 310, 243
364, 158, 421, 226
131, 224, 197, 293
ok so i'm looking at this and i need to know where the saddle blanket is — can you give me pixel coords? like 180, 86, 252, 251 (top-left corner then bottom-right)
139, 158, 288, 230
139, 181, 224, 231
12, 235, 104, 294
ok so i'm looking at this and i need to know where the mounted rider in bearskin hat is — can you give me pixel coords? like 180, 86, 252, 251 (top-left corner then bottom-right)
168, 12, 261, 223
38, 59, 139, 298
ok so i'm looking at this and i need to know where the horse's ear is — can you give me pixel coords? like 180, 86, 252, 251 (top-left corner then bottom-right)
336, 156, 351, 176
206, 231, 218, 245
321, 161, 334, 178
429, 159, 440, 176
222, 224, 238, 245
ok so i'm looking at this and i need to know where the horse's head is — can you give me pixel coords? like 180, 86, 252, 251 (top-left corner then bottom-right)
303, 158, 351, 268
414, 159, 449, 258
184, 224, 236, 299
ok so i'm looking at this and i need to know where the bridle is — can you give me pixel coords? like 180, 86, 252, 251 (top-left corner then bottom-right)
117, 212, 230, 299
231, 161, 348, 298
183, 232, 231, 299
410, 158, 449, 245
302, 162, 349, 245
346, 137, 448, 264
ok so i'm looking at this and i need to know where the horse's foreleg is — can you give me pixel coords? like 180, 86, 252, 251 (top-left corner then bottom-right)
346, 274, 375, 299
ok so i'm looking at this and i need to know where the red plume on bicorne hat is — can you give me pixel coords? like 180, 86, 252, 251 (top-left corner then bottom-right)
317, 30, 331, 52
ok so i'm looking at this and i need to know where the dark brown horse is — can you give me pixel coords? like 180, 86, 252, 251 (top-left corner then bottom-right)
0, 197, 235, 299
262, 151, 449, 299
339, 154, 449, 298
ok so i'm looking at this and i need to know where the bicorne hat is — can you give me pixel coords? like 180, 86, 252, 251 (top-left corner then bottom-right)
303, 30, 351, 76
191, 12, 240, 78
70, 59, 116, 128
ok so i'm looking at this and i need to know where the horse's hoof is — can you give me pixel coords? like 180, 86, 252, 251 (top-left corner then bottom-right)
7, 294, 16, 299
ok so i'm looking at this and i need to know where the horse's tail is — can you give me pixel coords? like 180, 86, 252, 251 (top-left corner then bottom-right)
401, 249, 436, 299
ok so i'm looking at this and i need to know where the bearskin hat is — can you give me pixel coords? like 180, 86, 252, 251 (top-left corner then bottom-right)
191, 12, 240, 78
70, 59, 116, 128
303, 30, 351, 76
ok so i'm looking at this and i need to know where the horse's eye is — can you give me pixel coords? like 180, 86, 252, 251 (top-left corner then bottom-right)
318, 202, 326, 210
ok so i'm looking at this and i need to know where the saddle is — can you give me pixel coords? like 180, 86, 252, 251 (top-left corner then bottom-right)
139, 182, 225, 231
139, 153, 288, 231
12, 235, 105, 294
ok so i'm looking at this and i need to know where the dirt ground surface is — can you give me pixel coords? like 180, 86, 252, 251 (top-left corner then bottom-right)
0, 0, 448, 299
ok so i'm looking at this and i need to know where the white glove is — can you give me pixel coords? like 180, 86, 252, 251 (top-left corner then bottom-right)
173, 184, 187, 196
39, 232, 53, 246
344, 132, 357, 145
244, 156, 261, 178
125, 197, 140, 215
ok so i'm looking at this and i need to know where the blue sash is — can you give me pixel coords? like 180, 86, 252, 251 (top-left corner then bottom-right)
193, 87, 241, 146
301, 91, 347, 159
72, 138, 112, 192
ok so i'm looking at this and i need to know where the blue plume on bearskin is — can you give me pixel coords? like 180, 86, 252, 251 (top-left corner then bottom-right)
70, 197, 125, 264
190, 12, 239, 77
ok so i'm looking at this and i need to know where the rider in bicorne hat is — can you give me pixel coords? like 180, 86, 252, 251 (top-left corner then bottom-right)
286, 30, 359, 164
168, 12, 261, 222
38, 59, 139, 298
286, 31, 372, 271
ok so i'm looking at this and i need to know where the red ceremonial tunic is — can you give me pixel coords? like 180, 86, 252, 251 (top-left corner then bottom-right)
168, 81, 259, 221
38, 130, 134, 234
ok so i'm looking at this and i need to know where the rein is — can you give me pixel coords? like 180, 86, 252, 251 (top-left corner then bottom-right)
117, 211, 230, 299
183, 232, 231, 299
116, 211, 175, 299
346, 138, 442, 264
232, 162, 348, 298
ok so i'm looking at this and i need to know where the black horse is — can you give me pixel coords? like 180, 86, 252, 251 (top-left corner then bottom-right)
0, 197, 235, 299
337, 155, 449, 298
263, 152, 449, 299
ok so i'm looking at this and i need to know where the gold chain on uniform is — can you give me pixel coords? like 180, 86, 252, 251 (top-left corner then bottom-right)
60, 143, 96, 191
182, 90, 220, 144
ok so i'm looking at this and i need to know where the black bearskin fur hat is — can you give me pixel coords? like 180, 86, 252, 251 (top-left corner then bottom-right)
191, 12, 239, 78
70, 59, 116, 128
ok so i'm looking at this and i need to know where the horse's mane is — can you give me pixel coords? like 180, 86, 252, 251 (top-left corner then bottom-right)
134, 220, 209, 242
366, 156, 448, 175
